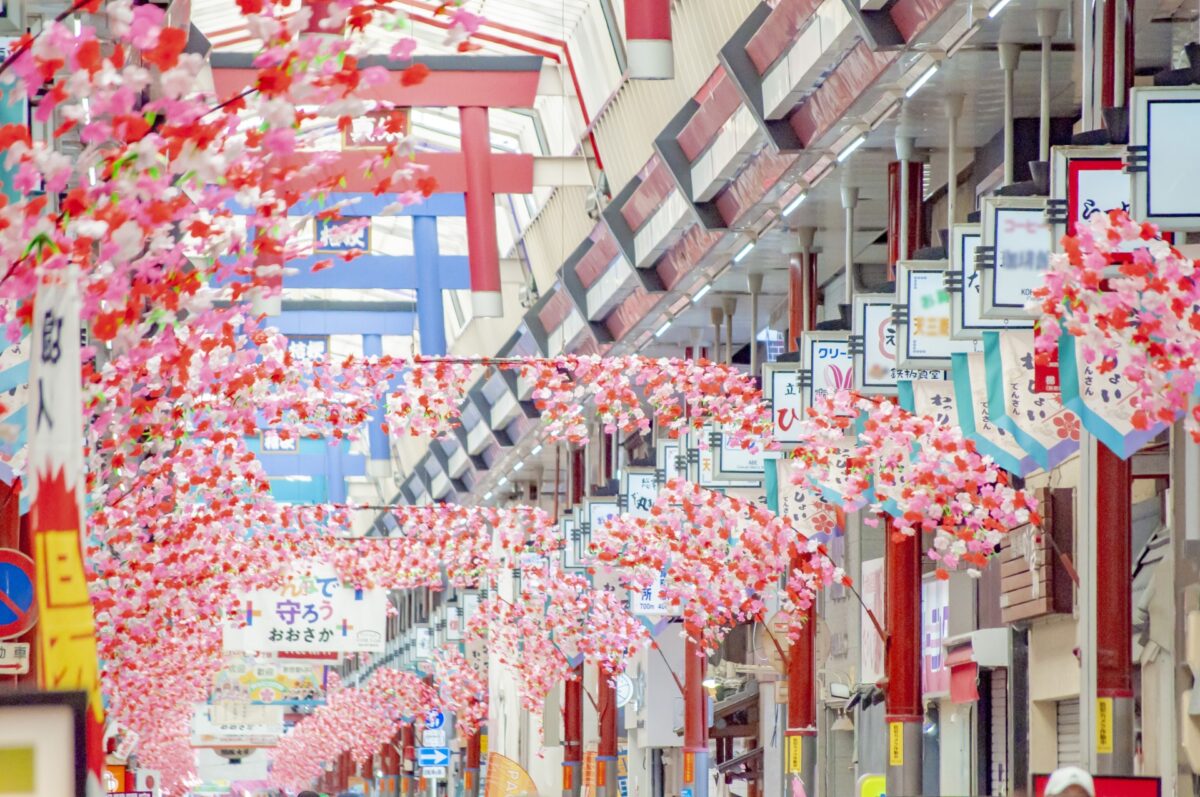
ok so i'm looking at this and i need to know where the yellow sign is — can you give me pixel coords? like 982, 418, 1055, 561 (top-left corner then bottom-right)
583, 751, 598, 788
683, 751, 695, 784
617, 752, 627, 777
481, 733, 489, 755
859, 774, 886, 797
485, 753, 539, 797
1097, 697, 1114, 754
787, 735, 803, 773
889, 722, 904, 766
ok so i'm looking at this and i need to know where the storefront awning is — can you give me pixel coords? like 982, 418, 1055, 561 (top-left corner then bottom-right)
946, 644, 979, 704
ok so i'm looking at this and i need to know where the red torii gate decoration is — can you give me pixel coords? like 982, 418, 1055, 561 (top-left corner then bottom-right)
211, 52, 540, 318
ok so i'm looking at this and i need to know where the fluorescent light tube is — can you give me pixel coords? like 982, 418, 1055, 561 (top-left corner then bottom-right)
836, 135, 867, 163
905, 65, 938, 98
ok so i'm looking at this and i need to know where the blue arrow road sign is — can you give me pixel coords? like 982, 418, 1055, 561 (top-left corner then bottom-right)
418, 747, 451, 768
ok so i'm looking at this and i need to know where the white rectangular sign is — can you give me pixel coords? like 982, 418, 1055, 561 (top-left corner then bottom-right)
224, 563, 387, 654
0, 641, 30, 674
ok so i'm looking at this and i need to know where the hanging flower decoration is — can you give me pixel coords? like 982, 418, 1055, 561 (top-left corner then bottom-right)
270, 669, 438, 791
590, 479, 845, 651
433, 649, 488, 737
1033, 209, 1198, 437
786, 390, 1039, 577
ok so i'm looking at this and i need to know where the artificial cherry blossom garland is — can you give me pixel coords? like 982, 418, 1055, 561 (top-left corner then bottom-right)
1033, 210, 1197, 436
590, 479, 845, 651
786, 390, 1038, 576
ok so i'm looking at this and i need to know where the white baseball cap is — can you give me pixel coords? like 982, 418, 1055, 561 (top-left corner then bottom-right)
1044, 766, 1096, 796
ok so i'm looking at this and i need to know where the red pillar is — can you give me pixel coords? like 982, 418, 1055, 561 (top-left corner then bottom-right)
787, 254, 804, 353
683, 634, 709, 797
403, 721, 416, 796
598, 665, 618, 797
884, 517, 922, 795
460, 106, 503, 318
625, 0, 673, 80
1096, 444, 1134, 772
563, 664, 584, 797
785, 589, 816, 790
887, 161, 924, 277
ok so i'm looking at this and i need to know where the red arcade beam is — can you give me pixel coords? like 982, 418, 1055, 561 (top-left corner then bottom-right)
212, 53, 543, 318
270, 151, 533, 197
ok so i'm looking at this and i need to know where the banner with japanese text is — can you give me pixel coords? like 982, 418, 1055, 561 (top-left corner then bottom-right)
1058, 334, 1168, 458
210, 654, 327, 705
950, 352, 1039, 476
224, 563, 387, 654
983, 331, 1079, 470
28, 267, 106, 797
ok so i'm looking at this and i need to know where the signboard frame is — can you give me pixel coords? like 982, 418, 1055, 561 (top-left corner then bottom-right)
1130, 85, 1200, 231
798, 331, 853, 412
979, 195, 1052, 320
894, 260, 980, 369
761, 361, 804, 447
948, 223, 1032, 341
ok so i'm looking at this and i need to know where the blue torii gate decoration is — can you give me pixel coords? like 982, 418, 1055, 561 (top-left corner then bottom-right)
228, 192, 469, 357
228, 193, 472, 500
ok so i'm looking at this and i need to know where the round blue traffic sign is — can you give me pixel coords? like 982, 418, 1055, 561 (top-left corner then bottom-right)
424, 709, 444, 730
0, 548, 37, 639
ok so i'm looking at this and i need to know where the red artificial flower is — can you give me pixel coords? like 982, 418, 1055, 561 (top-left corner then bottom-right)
401, 63, 430, 86
141, 27, 188, 71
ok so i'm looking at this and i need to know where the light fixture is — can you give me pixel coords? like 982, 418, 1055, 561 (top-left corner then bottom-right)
782, 191, 808, 216
655, 320, 672, 338
701, 676, 720, 689
483, 491, 493, 500
513, 460, 525, 471
531, 444, 543, 456
987, 0, 1013, 16
692, 284, 712, 303
733, 241, 756, 264
498, 476, 509, 486
905, 64, 938, 98
836, 134, 867, 163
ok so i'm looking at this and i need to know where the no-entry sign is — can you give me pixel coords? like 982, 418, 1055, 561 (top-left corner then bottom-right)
0, 548, 37, 639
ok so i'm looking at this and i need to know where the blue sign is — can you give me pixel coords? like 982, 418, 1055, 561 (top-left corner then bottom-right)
418, 747, 451, 768
424, 708, 445, 730
0, 549, 36, 639
314, 217, 370, 253
682, 789, 693, 797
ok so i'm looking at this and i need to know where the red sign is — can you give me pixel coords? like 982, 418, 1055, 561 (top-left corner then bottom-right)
1033, 321, 1060, 394
1034, 774, 1160, 797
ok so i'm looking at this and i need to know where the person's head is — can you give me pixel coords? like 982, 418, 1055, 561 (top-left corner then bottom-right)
297, 791, 321, 797
1044, 766, 1095, 797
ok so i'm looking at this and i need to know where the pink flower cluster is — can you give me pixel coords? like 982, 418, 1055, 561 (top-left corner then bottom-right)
786, 391, 1038, 576
1033, 210, 1197, 437
590, 479, 845, 650
270, 669, 437, 790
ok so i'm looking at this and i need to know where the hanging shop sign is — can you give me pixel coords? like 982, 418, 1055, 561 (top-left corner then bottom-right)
979, 196, 1052, 320
629, 569, 670, 617
210, 655, 326, 705
1058, 334, 1169, 457
342, 108, 412, 150
1049, 145, 1131, 243
921, 578, 950, 697
712, 422, 768, 483
950, 352, 1039, 477
690, 425, 741, 489
798, 331, 854, 412
894, 261, 981, 369
583, 498, 619, 558
1129, 85, 1200, 231
654, 436, 689, 484
223, 563, 388, 654
620, 467, 659, 520
313, 216, 371, 254
947, 224, 1032, 341
852, 294, 944, 395
762, 362, 804, 447
190, 703, 283, 749
765, 458, 838, 542
983, 330, 1079, 470
560, 513, 585, 571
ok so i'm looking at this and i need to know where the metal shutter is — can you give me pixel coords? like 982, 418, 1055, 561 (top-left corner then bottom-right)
1056, 699, 1082, 767
990, 668, 1009, 795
